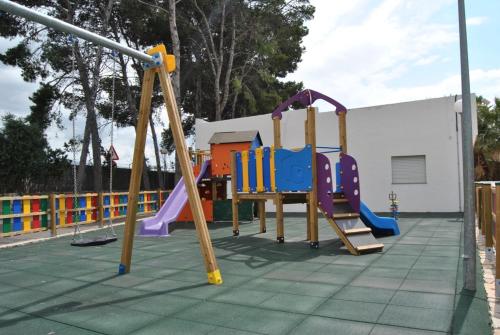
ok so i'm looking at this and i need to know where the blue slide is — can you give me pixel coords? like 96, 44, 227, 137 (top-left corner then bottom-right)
360, 202, 400, 236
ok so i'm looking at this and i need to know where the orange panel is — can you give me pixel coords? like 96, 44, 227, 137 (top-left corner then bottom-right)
211, 142, 252, 176
177, 200, 213, 222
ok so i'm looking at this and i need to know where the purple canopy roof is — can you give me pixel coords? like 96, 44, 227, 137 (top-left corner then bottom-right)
271, 89, 347, 120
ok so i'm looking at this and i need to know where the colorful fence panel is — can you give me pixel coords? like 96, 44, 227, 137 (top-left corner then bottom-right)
1, 190, 170, 238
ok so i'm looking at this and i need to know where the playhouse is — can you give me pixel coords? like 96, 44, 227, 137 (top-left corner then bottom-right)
138, 132, 259, 235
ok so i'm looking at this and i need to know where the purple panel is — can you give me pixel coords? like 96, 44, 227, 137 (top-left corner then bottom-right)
316, 153, 334, 217
340, 153, 360, 213
271, 89, 348, 120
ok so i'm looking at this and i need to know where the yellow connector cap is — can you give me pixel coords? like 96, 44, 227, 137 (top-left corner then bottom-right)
207, 269, 223, 285
146, 44, 176, 73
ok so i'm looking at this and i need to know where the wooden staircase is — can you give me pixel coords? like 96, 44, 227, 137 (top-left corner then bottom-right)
322, 193, 383, 255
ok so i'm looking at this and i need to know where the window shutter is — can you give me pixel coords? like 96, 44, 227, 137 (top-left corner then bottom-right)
391, 155, 426, 184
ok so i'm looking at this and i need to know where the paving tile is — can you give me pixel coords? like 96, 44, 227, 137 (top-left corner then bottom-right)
207, 326, 261, 334
259, 293, 326, 313
362, 266, 409, 279
384, 244, 426, 256
370, 324, 447, 335
129, 317, 216, 335
243, 277, 295, 293
378, 305, 453, 332
350, 275, 403, 290
212, 288, 273, 306
288, 315, 373, 335
281, 281, 343, 297
0, 310, 79, 335
400, 278, 455, 295
372, 255, 419, 269
74, 305, 163, 335
390, 291, 454, 310
406, 269, 457, 281
313, 298, 385, 323
225, 308, 305, 334
333, 285, 395, 304
176, 301, 252, 326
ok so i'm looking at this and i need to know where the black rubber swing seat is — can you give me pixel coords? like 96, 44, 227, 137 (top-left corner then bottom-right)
71, 236, 117, 247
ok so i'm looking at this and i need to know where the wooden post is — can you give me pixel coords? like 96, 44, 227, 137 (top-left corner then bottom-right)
273, 117, 282, 149
49, 193, 57, 237
120, 69, 155, 276
156, 188, 162, 210
231, 152, 239, 236
258, 200, 266, 233
484, 185, 493, 256
212, 179, 217, 201
98, 192, 104, 226
307, 106, 319, 248
338, 111, 347, 153
157, 65, 222, 285
481, 185, 487, 236
305, 119, 311, 241
275, 193, 284, 243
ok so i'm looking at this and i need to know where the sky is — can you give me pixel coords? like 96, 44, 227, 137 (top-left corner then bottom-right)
0, 0, 498, 168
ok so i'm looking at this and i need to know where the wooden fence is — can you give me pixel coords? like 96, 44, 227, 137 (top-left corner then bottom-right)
475, 182, 500, 292
0, 190, 170, 237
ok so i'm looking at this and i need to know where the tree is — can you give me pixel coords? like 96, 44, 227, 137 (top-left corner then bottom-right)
474, 96, 500, 180
0, 0, 116, 193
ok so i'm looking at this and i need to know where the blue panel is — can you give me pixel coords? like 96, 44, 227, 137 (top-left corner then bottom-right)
13, 200, 22, 231
263, 147, 271, 192
236, 152, 243, 192
79, 197, 86, 222
248, 150, 257, 192
275, 145, 313, 192
335, 162, 342, 192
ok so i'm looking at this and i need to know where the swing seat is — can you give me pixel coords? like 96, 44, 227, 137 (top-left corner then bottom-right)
71, 235, 117, 247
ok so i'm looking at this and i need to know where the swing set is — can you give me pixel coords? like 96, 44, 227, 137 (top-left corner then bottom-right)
0, 0, 223, 284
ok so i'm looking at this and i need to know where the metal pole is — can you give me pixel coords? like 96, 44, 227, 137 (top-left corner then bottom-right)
458, 0, 476, 291
0, 0, 154, 64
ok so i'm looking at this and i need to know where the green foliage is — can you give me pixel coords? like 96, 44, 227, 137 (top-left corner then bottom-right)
0, 114, 69, 194
26, 83, 61, 130
160, 115, 195, 154
474, 96, 500, 180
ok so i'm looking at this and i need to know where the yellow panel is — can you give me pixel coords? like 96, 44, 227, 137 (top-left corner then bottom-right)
23, 197, 30, 231
242, 151, 249, 193
255, 147, 264, 192
59, 197, 65, 226
270, 146, 276, 192
86, 195, 92, 219
146, 44, 176, 73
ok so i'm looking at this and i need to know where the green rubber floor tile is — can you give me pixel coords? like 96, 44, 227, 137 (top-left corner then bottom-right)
333, 285, 395, 304
74, 304, 163, 335
169, 282, 228, 300
288, 315, 373, 335
100, 273, 155, 288
372, 255, 419, 269
62, 283, 121, 301
281, 281, 343, 297
264, 269, 311, 281
427, 237, 459, 246
370, 324, 447, 335
313, 298, 385, 323
0, 312, 72, 335
279, 261, 327, 272
362, 266, 409, 279
207, 326, 261, 334
384, 244, 426, 256
390, 291, 454, 310
452, 293, 492, 335
132, 266, 182, 279
0, 288, 54, 309
378, 305, 453, 332
332, 253, 382, 266
225, 308, 304, 334
399, 278, 455, 295
0, 271, 59, 288
407, 269, 457, 281
176, 301, 255, 327
412, 256, 458, 271
130, 317, 216, 335
35, 278, 91, 294
422, 245, 460, 257
259, 293, 326, 313
243, 278, 295, 293
398, 236, 430, 245
316, 263, 364, 275
133, 278, 191, 293
350, 276, 404, 290
304, 271, 358, 285
212, 288, 273, 306
123, 293, 200, 316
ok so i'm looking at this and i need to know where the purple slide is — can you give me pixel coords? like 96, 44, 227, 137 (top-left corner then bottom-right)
139, 160, 211, 237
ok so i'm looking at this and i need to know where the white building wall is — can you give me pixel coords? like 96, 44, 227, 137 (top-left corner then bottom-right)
195, 96, 477, 213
